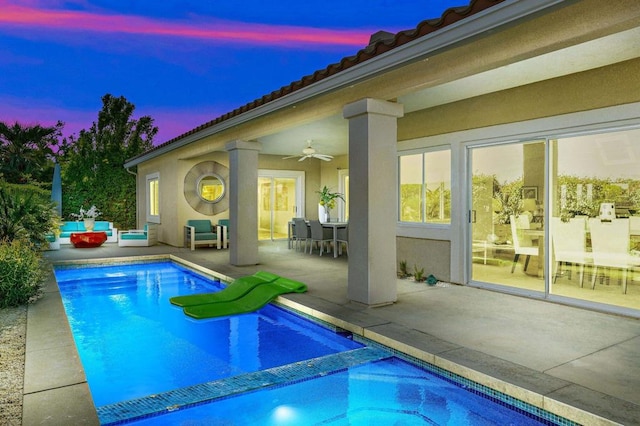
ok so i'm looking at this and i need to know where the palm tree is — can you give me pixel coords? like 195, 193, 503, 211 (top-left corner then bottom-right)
0, 121, 63, 184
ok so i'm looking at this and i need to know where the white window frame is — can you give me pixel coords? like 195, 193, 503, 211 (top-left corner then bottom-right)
146, 172, 160, 223
397, 146, 452, 227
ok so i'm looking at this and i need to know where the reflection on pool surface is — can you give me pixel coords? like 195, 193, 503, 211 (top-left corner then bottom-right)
130, 357, 549, 425
55, 261, 565, 425
55, 261, 362, 407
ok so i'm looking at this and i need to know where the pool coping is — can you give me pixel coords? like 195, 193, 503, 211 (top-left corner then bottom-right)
24, 255, 624, 425
274, 297, 619, 426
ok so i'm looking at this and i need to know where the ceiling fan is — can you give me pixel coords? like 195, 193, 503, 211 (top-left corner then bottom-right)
283, 140, 334, 162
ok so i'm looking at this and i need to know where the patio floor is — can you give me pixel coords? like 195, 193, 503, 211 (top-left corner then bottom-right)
24, 240, 640, 425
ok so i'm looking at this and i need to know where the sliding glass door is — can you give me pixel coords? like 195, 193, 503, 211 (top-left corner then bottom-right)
469, 141, 546, 293
258, 171, 304, 241
548, 129, 640, 311
468, 128, 640, 312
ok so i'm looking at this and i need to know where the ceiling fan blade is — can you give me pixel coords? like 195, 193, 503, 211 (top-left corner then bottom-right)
314, 154, 334, 161
282, 155, 301, 160
298, 155, 311, 162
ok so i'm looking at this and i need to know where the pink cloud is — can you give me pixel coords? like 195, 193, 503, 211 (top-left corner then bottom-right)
0, 1, 372, 48
146, 108, 222, 144
0, 96, 90, 137
0, 96, 220, 146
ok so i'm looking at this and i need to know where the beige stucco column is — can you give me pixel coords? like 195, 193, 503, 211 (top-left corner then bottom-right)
343, 98, 404, 306
225, 139, 261, 266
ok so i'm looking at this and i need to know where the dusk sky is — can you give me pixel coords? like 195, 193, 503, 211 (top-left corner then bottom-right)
1, 0, 462, 144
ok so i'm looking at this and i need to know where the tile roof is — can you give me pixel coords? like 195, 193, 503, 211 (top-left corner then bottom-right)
131, 0, 504, 162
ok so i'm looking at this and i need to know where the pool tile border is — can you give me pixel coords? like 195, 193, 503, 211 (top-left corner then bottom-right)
97, 347, 391, 425
275, 297, 618, 426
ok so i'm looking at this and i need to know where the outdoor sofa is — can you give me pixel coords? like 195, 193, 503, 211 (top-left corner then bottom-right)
57, 221, 118, 244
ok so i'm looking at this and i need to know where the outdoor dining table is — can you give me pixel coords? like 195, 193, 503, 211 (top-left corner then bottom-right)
288, 220, 348, 258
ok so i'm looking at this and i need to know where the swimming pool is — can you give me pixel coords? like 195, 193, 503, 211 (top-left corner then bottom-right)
55, 260, 566, 425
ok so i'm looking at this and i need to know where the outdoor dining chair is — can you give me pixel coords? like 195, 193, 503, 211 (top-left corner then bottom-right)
293, 218, 310, 252
309, 220, 333, 256
336, 223, 348, 256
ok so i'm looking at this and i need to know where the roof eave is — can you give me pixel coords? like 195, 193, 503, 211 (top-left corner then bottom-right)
125, 0, 568, 168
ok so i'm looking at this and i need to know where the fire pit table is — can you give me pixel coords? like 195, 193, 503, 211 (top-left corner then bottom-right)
70, 231, 108, 248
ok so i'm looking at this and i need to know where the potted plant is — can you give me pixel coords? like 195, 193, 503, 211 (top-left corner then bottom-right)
70, 205, 101, 231
316, 186, 344, 223
47, 214, 63, 250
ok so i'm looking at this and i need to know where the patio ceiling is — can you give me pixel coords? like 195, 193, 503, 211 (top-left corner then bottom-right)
256, 25, 640, 159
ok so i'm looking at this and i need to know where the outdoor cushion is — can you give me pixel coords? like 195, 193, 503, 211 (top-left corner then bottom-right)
188, 220, 213, 234
194, 232, 217, 241
61, 222, 83, 232
121, 233, 147, 240
94, 221, 110, 231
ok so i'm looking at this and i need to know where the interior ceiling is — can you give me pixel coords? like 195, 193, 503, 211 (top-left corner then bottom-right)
257, 26, 639, 160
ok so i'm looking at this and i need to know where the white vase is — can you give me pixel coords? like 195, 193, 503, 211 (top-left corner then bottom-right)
318, 204, 330, 223
83, 218, 95, 231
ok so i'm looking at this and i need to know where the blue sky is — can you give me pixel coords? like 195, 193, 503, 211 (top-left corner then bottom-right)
1, 0, 462, 144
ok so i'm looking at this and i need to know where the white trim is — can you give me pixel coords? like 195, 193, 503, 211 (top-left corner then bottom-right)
338, 169, 349, 222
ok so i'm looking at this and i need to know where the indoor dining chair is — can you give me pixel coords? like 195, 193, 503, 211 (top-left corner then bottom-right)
550, 217, 591, 287
588, 218, 635, 294
510, 214, 539, 273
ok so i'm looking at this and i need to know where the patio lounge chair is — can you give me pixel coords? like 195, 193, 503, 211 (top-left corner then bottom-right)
184, 219, 222, 250
118, 223, 158, 247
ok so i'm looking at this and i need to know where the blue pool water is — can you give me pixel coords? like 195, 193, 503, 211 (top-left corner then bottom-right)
130, 357, 548, 425
55, 262, 362, 406
55, 261, 559, 425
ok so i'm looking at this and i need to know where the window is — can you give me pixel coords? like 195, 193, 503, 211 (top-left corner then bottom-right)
399, 149, 451, 224
146, 173, 160, 223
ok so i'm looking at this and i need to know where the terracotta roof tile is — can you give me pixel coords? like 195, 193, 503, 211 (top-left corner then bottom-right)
130, 0, 504, 162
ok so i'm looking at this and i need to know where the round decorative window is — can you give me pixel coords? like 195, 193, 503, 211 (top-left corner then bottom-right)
197, 174, 225, 203
184, 161, 229, 215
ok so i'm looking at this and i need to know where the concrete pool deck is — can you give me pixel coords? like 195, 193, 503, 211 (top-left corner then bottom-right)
25, 241, 640, 425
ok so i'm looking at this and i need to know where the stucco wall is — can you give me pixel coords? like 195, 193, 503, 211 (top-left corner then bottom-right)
397, 237, 451, 283
399, 58, 640, 141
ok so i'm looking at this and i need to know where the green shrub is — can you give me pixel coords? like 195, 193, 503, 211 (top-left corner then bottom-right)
0, 238, 45, 307
398, 260, 409, 278
413, 265, 425, 282
0, 182, 58, 247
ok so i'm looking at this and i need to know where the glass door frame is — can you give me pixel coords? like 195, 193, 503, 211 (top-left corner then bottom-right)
258, 169, 305, 240
338, 169, 349, 222
465, 139, 550, 299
